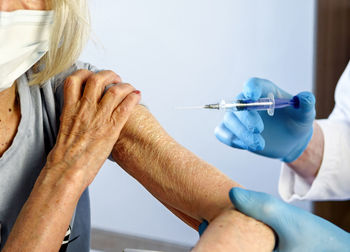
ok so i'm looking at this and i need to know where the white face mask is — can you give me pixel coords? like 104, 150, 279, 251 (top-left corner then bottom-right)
0, 10, 54, 92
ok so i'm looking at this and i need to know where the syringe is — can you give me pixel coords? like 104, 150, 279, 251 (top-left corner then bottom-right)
177, 94, 299, 116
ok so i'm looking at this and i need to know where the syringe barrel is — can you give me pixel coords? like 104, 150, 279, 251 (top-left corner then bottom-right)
223, 94, 275, 115
233, 98, 273, 111
220, 94, 296, 116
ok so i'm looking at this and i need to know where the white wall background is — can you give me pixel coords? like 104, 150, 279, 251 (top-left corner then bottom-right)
80, 0, 316, 246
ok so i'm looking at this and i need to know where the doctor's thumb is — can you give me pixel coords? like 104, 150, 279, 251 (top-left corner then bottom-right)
292, 92, 316, 122
229, 188, 278, 225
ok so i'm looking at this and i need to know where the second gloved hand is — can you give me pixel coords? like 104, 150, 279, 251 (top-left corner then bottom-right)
230, 188, 350, 252
215, 78, 315, 162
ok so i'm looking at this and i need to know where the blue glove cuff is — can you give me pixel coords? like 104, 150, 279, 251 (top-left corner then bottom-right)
198, 220, 209, 236
282, 126, 314, 163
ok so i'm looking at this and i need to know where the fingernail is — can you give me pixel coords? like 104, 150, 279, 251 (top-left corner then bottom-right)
133, 90, 141, 94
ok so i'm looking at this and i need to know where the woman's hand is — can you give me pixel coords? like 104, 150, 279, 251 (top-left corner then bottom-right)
46, 69, 141, 191
4, 69, 140, 252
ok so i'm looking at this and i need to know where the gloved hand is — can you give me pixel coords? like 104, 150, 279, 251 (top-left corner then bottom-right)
215, 78, 315, 162
230, 188, 350, 252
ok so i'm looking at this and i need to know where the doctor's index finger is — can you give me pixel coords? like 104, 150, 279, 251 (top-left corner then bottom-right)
243, 77, 276, 100
223, 111, 264, 151
215, 122, 247, 149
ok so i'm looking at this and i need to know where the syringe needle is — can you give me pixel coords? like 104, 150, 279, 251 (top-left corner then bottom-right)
175, 106, 206, 110
175, 103, 222, 110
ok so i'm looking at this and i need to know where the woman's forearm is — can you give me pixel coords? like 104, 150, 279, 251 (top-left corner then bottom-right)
288, 121, 324, 184
112, 105, 275, 249
3, 167, 83, 252
112, 106, 241, 222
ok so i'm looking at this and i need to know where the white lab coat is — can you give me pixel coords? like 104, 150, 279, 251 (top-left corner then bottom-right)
279, 60, 350, 202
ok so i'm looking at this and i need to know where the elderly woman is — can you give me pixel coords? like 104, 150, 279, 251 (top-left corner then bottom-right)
0, 1, 275, 251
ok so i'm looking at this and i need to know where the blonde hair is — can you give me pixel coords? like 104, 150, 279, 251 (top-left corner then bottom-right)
30, 0, 90, 85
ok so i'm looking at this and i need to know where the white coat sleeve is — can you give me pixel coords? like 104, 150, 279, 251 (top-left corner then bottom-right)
279, 60, 350, 202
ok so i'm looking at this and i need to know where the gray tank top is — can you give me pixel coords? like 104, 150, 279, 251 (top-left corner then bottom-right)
0, 62, 98, 252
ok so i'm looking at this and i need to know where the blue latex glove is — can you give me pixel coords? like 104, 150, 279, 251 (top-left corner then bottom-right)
215, 78, 315, 162
198, 220, 209, 236
230, 188, 350, 251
